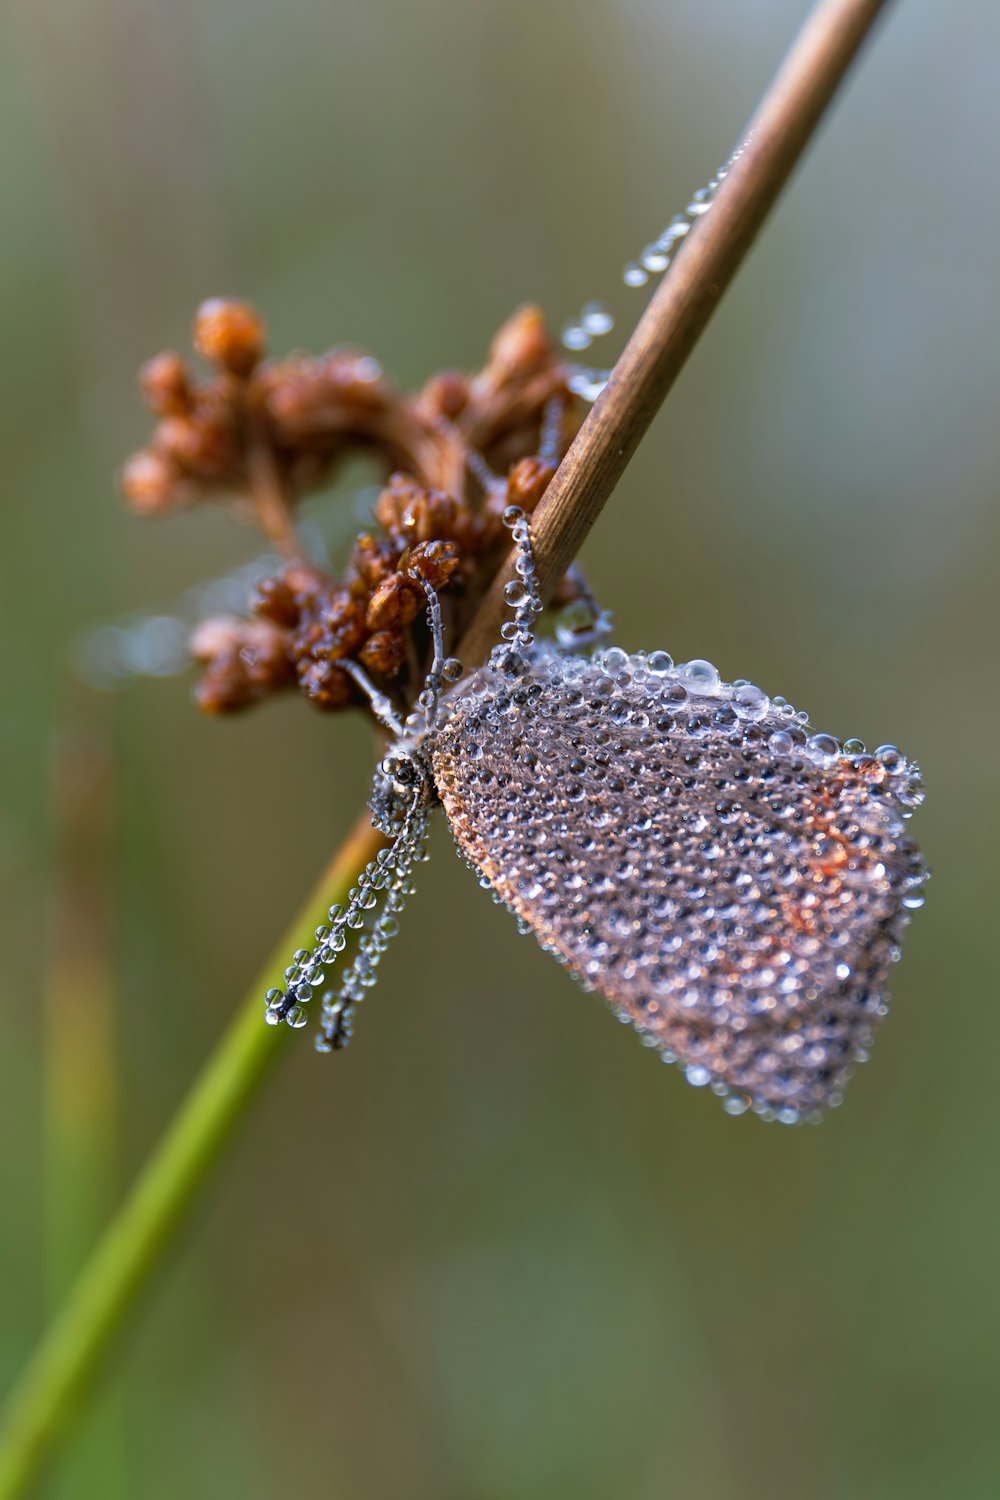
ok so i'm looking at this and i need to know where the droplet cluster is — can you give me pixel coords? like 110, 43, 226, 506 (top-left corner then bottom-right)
563, 134, 753, 402
431, 644, 926, 1122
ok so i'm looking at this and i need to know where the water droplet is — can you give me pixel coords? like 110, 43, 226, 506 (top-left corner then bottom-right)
876, 745, 905, 772
806, 733, 840, 764
733, 683, 769, 721
567, 368, 610, 402
561, 322, 591, 352
580, 301, 614, 336
682, 659, 721, 696
647, 650, 674, 675
601, 647, 629, 678
640, 243, 670, 273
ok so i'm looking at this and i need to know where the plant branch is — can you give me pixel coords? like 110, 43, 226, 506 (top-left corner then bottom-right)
0, 2, 893, 1494
458, 0, 892, 667
0, 813, 386, 1500
245, 431, 301, 560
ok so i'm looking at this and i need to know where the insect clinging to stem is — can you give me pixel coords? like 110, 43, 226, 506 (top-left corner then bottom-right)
263, 502, 926, 1125
122, 140, 927, 1126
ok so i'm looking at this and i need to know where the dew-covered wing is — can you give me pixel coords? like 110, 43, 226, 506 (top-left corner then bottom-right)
430, 646, 926, 1122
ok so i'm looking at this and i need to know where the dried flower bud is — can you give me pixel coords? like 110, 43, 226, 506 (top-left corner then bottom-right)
253, 563, 327, 626
190, 615, 250, 663
140, 353, 193, 416
260, 350, 392, 453
418, 371, 469, 420
359, 629, 406, 677
154, 402, 240, 481
374, 475, 462, 547
404, 539, 460, 591
253, 575, 300, 628
192, 616, 293, 713
193, 298, 264, 377
485, 305, 553, 383
366, 574, 423, 631
121, 449, 180, 514
348, 533, 399, 592
297, 659, 353, 708
506, 457, 556, 514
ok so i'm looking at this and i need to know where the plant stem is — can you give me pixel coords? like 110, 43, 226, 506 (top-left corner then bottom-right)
458, 0, 892, 666
0, 813, 385, 1500
0, 2, 893, 1493
245, 434, 302, 560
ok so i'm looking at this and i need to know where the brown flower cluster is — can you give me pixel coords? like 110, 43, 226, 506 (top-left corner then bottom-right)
123, 298, 581, 717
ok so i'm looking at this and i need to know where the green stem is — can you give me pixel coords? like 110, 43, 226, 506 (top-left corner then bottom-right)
0, 814, 385, 1500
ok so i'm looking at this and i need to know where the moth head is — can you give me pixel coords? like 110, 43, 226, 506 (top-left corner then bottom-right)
370, 746, 435, 833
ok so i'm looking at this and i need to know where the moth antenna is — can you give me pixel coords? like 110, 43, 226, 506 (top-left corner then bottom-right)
562, 133, 753, 402
341, 657, 406, 738
263, 792, 428, 1034
316, 800, 429, 1051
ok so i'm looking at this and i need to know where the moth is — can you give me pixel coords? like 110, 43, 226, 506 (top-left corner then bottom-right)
265, 509, 926, 1123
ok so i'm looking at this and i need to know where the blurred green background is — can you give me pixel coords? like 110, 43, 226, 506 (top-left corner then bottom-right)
2, 1, 998, 1496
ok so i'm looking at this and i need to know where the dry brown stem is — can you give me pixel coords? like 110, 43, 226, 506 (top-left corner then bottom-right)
457, 0, 892, 668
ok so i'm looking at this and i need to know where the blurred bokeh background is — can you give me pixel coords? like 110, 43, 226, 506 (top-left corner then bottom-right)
2, 1, 998, 1496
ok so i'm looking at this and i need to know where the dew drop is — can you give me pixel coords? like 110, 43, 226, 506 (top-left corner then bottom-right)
601, 647, 629, 678
640, 243, 670, 273
733, 683, 770, 721
561, 322, 591, 352
806, 733, 840, 764
580, 301, 614, 336
685, 1064, 712, 1088
876, 745, 905, 772
682, 659, 721, 696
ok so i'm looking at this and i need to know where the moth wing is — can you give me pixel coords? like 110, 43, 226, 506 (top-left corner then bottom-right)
431, 649, 924, 1120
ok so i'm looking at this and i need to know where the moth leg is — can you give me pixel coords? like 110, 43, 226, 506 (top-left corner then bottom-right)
490, 506, 543, 667
341, 658, 406, 738
413, 576, 446, 727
